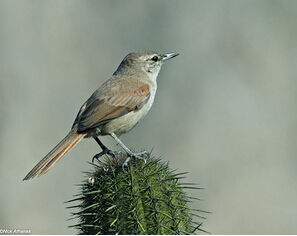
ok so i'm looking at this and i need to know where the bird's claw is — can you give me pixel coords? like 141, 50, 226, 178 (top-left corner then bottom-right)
122, 157, 131, 171
134, 150, 149, 157
92, 148, 114, 163
132, 150, 149, 164
133, 154, 147, 164
121, 152, 148, 170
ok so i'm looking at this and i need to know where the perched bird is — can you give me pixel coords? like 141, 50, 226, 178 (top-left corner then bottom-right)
23, 51, 179, 180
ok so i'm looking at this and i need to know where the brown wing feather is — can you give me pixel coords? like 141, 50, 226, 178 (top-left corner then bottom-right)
77, 84, 150, 132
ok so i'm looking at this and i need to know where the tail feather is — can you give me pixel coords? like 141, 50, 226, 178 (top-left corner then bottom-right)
23, 130, 85, 180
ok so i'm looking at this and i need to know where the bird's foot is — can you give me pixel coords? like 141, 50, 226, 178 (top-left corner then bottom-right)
128, 151, 148, 164
121, 150, 149, 170
92, 148, 115, 163
133, 150, 150, 157
122, 157, 131, 171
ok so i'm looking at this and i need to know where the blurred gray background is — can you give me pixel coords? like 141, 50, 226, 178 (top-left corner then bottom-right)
1, 0, 297, 234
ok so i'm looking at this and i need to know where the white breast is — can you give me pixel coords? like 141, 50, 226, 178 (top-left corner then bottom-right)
101, 81, 157, 136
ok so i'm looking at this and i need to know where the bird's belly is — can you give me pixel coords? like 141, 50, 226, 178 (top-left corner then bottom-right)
101, 107, 146, 135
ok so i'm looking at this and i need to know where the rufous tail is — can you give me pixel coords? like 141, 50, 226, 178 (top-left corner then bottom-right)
23, 130, 85, 180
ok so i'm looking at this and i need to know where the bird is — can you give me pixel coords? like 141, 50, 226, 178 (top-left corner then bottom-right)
23, 51, 179, 180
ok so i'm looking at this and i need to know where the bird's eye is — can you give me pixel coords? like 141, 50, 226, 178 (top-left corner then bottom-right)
151, 56, 158, 62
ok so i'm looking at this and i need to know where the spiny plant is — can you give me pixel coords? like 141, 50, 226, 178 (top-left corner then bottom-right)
67, 152, 209, 234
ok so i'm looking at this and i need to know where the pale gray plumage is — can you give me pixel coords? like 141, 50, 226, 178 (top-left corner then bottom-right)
23, 51, 178, 180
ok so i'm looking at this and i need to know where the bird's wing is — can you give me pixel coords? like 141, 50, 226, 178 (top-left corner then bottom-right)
76, 81, 150, 132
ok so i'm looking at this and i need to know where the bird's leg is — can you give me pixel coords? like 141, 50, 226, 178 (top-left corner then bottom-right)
110, 133, 148, 159
109, 133, 148, 169
92, 137, 114, 163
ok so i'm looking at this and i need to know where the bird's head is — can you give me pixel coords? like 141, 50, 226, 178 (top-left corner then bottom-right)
114, 51, 179, 80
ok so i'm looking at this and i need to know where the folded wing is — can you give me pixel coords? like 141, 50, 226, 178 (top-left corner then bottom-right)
76, 83, 150, 132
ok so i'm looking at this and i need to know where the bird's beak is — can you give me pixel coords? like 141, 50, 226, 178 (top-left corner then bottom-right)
162, 52, 179, 61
